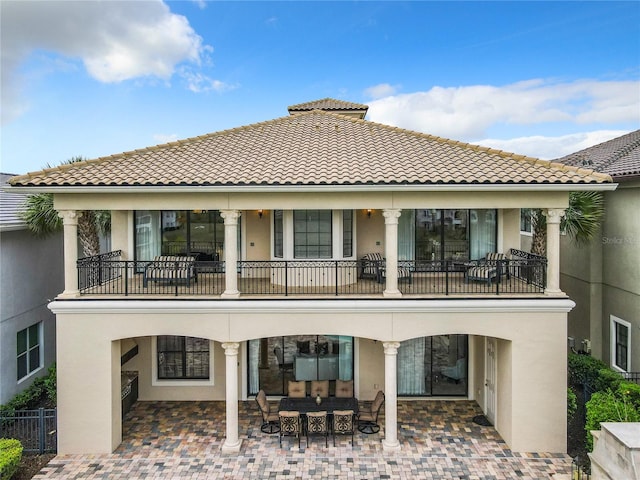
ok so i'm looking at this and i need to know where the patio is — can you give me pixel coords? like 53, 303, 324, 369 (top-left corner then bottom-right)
35, 400, 571, 479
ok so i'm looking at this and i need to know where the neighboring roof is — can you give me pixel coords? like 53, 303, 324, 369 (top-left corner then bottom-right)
288, 98, 369, 116
0, 173, 27, 230
553, 129, 640, 181
9, 108, 612, 189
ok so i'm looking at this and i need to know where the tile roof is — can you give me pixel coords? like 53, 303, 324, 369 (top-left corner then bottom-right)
9, 110, 611, 188
1, 173, 27, 229
287, 98, 369, 114
552, 129, 640, 181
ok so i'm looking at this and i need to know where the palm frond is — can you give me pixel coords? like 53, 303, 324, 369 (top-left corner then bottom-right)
19, 193, 62, 237
562, 191, 605, 246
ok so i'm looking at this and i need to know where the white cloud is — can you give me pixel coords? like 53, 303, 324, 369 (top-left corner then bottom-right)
364, 83, 399, 99
1, 0, 220, 123
366, 79, 640, 140
153, 133, 179, 144
475, 130, 631, 160
180, 70, 238, 94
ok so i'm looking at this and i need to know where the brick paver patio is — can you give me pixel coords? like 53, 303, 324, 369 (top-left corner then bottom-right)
35, 399, 571, 479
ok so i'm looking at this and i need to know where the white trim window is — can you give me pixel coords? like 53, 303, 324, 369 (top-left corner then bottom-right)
17, 322, 42, 381
520, 208, 534, 236
610, 315, 631, 372
152, 336, 215, 386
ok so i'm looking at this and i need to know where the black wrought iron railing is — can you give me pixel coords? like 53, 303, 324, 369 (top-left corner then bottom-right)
76, 254, 547, 297
78, 250, 123, 290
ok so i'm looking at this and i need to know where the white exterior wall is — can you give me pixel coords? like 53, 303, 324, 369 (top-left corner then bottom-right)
51, 299, 571, 455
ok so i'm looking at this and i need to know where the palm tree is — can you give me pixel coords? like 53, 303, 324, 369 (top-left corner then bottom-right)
530, 191, 605, 256
20, 157, 110, 257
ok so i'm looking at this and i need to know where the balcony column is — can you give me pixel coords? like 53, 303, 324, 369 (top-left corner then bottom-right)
58, 210, 81, 298
221, 342, 242, 452
544, 208, 565, 295
382, 341, 401, 451
220, 210, 241, 298
382, 209, 402, 298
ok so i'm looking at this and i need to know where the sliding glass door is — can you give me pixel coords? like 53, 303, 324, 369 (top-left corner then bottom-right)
398, 335, 468, 396
248, 335, 354, 396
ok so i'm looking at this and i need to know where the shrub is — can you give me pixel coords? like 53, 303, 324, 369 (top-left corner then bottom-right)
593, 368, 623, 392
568, 353, 607, 386
0, 438, 23, 480
44, 363, 57, 404
567, 387, 577, 421
585, 389, 640, 451
0, 363, 56, 412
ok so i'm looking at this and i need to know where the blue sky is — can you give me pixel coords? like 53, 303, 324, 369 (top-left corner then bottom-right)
1, 1, 639, 175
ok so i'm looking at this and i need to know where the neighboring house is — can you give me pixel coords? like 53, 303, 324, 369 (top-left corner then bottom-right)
0, 173, 62, 405
554, 130, 640, 373
6, 99, 615, 455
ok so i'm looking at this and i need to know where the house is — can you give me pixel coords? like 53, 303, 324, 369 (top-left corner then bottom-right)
6, 99, 615, 455
554, 130, 639, 374
0, 173, 62, 405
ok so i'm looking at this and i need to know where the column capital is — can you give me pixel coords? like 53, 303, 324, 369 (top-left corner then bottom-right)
58, 210, 82, 224
220, 210, 241, 224
543, 208, 565, 224
382, 341, 401, 355
382, 209, 402, 224
221, 342, 240, 355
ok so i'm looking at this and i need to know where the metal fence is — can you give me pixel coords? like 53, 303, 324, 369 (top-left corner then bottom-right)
572, 458, 591, 479
0, 408, 57, 454
77, 254, 547, 297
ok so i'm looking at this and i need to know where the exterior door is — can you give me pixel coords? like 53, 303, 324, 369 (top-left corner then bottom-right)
485, 337, 497, 424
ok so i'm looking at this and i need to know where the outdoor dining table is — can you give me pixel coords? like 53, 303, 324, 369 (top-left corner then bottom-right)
278, 396, 359, 416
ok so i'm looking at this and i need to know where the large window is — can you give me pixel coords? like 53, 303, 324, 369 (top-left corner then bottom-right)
397, 335, 468, 396
611, 316, 631, 372
248, 335, 354, 396
157, 336, 210, 380
294, 210, 332, 258
401, 209, 496, 262
135, 210, 226, 261
17, 323, 41, 380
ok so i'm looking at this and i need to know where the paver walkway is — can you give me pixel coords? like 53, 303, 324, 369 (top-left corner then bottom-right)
35, 400, 571, 479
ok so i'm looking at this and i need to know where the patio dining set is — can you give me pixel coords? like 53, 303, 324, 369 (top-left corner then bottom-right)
255, 379, 385, 448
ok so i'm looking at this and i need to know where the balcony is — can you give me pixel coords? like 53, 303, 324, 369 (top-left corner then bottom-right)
77, 250, 547, 298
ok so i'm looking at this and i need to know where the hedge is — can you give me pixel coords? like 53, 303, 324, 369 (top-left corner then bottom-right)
585, 381, 640, 451
0, 438, 23, 480
568, 353, 608, 386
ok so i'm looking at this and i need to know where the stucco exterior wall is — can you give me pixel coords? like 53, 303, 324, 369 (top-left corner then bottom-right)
0, 229, 63, 404
51, 299, 571, 455
561, 181, 639, 370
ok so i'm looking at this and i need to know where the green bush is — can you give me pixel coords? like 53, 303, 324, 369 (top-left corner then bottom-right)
585, 389, 640, 451
0, 438, 23, 480
567, 387, 577, 421
44, 363, 57, 404
616, 381, 640, 412
0, 363, 56, 412
593, 368, 623, 392
568, 353, 608, 386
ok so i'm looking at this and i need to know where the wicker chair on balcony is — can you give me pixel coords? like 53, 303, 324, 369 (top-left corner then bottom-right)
360, 253, 411, 284
465, 252, 507, 285
143, 255, 197, 287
